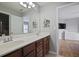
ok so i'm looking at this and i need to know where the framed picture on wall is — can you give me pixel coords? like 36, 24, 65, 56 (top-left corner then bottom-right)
44, 19, 50, 27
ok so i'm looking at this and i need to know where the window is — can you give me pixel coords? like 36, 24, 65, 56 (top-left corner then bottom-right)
23, 16, 29, 33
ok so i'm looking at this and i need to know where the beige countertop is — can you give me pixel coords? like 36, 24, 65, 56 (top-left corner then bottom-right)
0, 32, 50, 57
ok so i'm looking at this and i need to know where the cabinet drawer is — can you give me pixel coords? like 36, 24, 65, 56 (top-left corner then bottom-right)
4, 49, 22, 57
23, 42, 35, 56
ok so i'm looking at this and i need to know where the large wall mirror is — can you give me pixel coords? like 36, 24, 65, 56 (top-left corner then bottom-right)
0, 13, 9, 36
0, 2, 50, 36
0, 12, 30, 36
0, 2, 40, 36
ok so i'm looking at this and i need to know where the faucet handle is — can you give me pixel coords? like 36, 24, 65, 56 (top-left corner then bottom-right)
7, 37, 10, 41
10, 36, 13, 41
0, 37, 2, 42
2, 34, 7, 43
9, 32, 13, 41
2, 34, 5, 38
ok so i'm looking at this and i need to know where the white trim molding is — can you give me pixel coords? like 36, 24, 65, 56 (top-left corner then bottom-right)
49, 51, 64, 57
49, 51, 57, 55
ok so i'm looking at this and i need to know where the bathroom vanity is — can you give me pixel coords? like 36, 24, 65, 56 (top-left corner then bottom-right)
0, 2, 51, 57
0, 34, 50, 57
0, 11, 50, 57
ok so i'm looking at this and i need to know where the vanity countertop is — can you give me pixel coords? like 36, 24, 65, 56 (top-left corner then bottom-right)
0, 32, 50, 57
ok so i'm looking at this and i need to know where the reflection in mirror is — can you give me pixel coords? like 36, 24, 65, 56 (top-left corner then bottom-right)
32, 21, 37, 28
0, 13, 9, 36
44, 19, 50, 28
0, 2, 39, 36
23, 16, 29, 33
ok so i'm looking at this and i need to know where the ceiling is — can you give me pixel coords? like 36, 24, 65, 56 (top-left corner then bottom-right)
0, 2, 49, 14
0, 2, 73, 15
0, 2, 30, 14
59, 2, 79, 19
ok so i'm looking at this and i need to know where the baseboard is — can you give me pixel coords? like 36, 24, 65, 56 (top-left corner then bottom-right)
49, 51, 57, 55
49, 51, 64, 57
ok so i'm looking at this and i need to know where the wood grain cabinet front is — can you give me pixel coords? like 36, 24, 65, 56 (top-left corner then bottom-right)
3, 49, 22, 57
43, 36, 49, 56
26, 50, 36, 57
22, 42, 36, 57
3, 35, 50, 57
36, 39, 44, 57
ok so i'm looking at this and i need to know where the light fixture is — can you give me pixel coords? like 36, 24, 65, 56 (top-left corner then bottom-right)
32, 4, 35, 7
20, 2, 27, 8
28, 5, 31, 8
19, 2, 35, 8
29, 2, 35, 7
29, 2, 33, 5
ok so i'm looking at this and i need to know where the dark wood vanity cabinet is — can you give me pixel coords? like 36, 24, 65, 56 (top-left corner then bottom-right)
3, 35, 50, 57
22, 42, 36, 57
43, 36, 50, 56
36, 39, 43, 57
4, 49, 22, 57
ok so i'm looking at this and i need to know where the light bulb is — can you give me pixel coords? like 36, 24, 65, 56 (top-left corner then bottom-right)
28, 5, 31, 8
32, 4, 35, 7
28, 2, 35, 8
20, 2, 27, 8
29, 2, 33, 5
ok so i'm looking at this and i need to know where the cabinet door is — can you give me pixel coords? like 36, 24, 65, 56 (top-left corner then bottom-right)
26, 50, 36, 57
23, 42, 35, 57
3, 49, 22, 57
43, 36, 49, 56
36, 39, 43, 57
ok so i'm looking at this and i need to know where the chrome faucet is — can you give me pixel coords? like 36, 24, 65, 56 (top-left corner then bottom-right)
6, 33, 13, 42
1, 33, 13, 43
9, 33, 13, 41
2, 34, 7, 43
